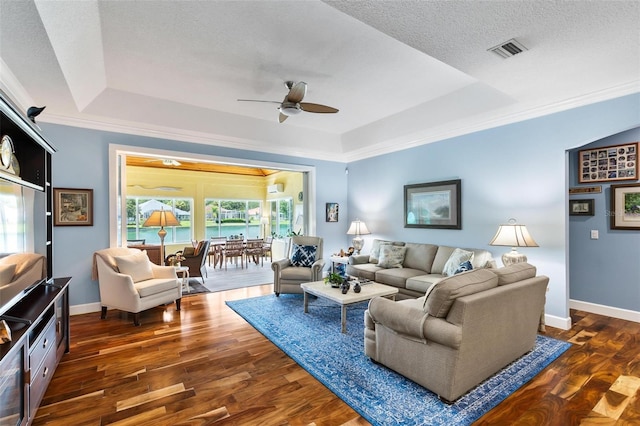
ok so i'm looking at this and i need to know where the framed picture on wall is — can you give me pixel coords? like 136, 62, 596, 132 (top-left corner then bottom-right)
569, 199, 594, 216
404, 179, 461, 229
578, 142, 638, 183
610, 183, 640, 230
326, 202, 339, 222
53, 188, 94, 226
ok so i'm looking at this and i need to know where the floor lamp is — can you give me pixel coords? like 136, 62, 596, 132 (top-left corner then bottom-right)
143, 209, 180, 264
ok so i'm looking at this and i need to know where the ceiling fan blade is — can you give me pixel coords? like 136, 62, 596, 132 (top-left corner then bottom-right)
237, 99, 281, 104
287, 81, 307, 103
300, 102, 339, 113
279, 113, 288, 123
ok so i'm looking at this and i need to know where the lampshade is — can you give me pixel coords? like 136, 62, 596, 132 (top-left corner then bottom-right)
347, 219, 371, 255
489, 219, 538, 266
346, 220, 370, 236
143, 210, 180, 228
143, 209, 180, 264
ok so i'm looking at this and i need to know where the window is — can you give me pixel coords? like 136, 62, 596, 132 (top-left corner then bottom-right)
126, 197, 192, 244
205, 199, 264, 239
268, 198, 293, 237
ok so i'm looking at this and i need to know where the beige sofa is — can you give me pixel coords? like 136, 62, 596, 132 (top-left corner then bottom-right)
364, 263, 548, 403
346, 239, 496, 299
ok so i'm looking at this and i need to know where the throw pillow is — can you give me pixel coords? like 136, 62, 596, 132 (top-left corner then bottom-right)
454, 260, 473, 275
0, 263, 16, 285
114, 251, 154, 283
290, 244, 317, 267
368, 239, 392, 264
377, 245, 406, 269
442, 248, 474, 277
182, 247, 195, 256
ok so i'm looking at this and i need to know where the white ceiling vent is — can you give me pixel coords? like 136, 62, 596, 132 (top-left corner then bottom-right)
488, 38, 528, 58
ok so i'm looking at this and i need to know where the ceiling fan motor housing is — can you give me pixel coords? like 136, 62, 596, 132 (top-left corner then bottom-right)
279, 102, 302, 116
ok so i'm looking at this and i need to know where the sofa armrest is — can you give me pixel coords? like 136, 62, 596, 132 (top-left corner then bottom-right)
368, 296, 426, 339
349, 254, 370, 265
271, 258, 291, 273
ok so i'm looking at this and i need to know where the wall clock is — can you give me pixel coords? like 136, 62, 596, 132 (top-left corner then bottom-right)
0, 135, 13, 170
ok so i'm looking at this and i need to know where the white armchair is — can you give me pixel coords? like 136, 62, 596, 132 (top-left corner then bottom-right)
271, 236, 324, 296
93, 247, 181, 326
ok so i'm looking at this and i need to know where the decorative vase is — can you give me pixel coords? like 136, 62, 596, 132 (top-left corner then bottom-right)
340, 280, 350, 294
353, 282, 361, 293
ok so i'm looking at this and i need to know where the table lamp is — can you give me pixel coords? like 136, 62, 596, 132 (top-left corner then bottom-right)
489, 218, 538, 266
143, 209, 180, 263
347, 219, 371, 254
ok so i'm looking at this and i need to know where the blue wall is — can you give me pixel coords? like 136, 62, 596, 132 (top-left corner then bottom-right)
42, 93, 640, 323
568, 127, 640, 311
347, 93, 640, 322
42, 125, 349, 308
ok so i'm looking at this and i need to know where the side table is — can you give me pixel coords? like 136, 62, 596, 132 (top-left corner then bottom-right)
330, 255, 350, 274
175, 266, 190, 293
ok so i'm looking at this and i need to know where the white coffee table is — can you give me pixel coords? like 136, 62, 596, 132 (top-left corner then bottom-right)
300, 280, 398, 333
175, 266, 190, 293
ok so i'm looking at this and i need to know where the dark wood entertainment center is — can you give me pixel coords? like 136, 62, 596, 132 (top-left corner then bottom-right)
0, 91, 70, 426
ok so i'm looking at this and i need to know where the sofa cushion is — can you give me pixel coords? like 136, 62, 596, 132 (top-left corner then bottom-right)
378, 245, 407, 268
442, 248, 474, 276
402, 243, 438, 272
114, 251, 154, 283
290, 244, 317, 267
134, 277, 179, 297
423, 268, 499, 317
494, 262, 537, 285
375, 268, 423, 288
405, 274, 445, 293
348, 263, 382, 281
368, 239, 392, 263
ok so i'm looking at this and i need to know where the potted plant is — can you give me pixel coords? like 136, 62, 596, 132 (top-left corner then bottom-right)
324, 272, 344, 288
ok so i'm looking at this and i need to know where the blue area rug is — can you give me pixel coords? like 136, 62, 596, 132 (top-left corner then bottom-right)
226, 294, 570, 426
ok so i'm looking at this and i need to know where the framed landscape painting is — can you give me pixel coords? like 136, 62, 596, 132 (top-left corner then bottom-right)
610, 183, 640, 230
53, 188, 94, 226
404, 179, 461, 229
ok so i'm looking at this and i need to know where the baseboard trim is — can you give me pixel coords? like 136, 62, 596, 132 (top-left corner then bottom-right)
545, 314, 572, 330
570, 299, 640, 323
70, 302, 102, 316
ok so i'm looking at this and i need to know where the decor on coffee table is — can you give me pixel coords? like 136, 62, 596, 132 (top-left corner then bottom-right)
489, 218, 538, 266
226, 294, 571, 426
404, 179, 461, 229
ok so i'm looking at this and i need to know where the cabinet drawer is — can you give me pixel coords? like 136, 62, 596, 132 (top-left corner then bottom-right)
30, 317, 56, 371
29, 340, 57, 415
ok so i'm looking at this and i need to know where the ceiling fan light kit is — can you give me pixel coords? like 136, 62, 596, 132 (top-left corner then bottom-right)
238, 81, 338, 123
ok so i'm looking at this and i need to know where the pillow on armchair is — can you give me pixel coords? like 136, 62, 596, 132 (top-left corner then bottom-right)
290, 244, 317, 267
114, 251, 154, 283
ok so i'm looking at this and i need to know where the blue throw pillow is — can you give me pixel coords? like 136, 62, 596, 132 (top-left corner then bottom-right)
454, 260, 473, 275
290, 244, 318, 267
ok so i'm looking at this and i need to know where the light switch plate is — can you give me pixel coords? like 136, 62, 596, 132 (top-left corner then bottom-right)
590, 230, 599, 239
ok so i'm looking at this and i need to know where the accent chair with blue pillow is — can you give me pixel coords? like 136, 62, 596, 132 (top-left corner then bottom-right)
271, 236, 324, 296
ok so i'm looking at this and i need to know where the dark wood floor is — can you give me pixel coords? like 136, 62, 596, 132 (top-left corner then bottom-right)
34, 285, 640, 425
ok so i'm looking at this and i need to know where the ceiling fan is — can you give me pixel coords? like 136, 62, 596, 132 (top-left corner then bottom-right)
238, 81, 339, 123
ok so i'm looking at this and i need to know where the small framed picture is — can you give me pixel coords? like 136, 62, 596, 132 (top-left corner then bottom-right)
53, 188, 94, 226
326, 202, 339, 222
569, 199, 594, 216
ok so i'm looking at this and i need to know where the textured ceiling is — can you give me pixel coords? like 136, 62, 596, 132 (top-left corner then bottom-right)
0, 0, 638, 162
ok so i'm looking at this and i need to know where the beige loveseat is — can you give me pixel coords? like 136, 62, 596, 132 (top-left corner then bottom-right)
364, 263, 547, 403
347, 239, 496, 300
